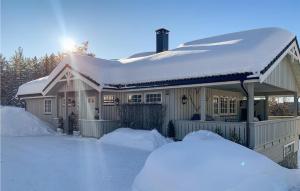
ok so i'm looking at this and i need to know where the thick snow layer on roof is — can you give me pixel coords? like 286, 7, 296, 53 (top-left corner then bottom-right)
132, 130, 300, 191
17, 76, 48, 96
18, 27, 296, 96
98, 128, 171, 151
127, 51, 155, 58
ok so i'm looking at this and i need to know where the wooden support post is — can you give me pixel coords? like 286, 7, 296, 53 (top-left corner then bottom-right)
264, 95, 269, 120
246, 83, 255, 148
200, 87, 206, 121
64, 84, 69, 134
294, 93, 298, 117
98, 92, 102, 120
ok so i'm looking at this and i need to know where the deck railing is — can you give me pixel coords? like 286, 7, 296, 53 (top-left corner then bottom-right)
250, 117, 300, 149
174, 120, 247, 144
79, 119, 120, 138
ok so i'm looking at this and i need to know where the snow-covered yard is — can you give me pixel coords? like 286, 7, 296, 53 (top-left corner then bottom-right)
1, 107, 154, 191
1, 136, 149, 191
1, 106, 300, 191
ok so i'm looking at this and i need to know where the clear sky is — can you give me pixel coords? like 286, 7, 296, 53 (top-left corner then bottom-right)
1, 0, 300, 59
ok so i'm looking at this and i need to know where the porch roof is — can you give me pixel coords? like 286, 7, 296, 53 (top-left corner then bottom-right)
17, 27, 300, 97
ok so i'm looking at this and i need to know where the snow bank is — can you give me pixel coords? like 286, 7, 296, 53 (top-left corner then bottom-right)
98, 128, 171, 151
133, 130, 299, 191
0, 106, 54, 136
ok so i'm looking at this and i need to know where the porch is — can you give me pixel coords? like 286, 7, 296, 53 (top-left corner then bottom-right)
173, 117, 300, 149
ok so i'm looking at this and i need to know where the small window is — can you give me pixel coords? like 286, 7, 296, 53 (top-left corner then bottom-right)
128, 94, 142, 103
284, 142, 295, 157
220, 97, 228, 114
145, 93, 162, 103
229, 98, 237, 114
213, 97, 219, 115
44, 99, 52, 114
103, 95, 115, 105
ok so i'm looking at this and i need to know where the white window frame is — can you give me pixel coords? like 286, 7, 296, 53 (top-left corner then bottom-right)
229, 98, 237, 114
103, 95, 115, 105
220, 96, 229, 115
44, 99, 52, 114
144, 92, 162, 104
213, 96, 219, 116
283, 141, 295, 157
127, 93, 143, 104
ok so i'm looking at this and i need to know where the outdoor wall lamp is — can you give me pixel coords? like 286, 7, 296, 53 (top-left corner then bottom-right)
181, 95, 188, 105
115, 97, 120, 105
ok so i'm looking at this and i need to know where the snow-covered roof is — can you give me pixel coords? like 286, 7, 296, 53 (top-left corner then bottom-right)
17, 27, 297, 96
17, 76, 49, 96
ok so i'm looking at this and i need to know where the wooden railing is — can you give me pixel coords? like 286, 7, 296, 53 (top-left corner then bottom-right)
250, 117, 300, 149
174, 120, 247, 144
79, 119, 120, 138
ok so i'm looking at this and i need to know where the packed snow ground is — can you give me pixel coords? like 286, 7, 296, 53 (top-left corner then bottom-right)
1, 136, 149, 191
0, 106, 168, 191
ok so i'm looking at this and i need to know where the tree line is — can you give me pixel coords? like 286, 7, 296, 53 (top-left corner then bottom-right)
0, 42, 94, 105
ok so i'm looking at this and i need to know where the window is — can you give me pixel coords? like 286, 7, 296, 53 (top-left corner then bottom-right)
145, 93, 162, 103
103, 95, 115, 105
128, 94, 142, 103
284, 142, 295, 157
220, 97, 228, 114
229, 98, 237, 114
44, 99, 52, 114
213, 97, 219, 115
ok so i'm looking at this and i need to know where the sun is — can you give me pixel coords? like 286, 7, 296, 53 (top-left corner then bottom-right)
61, 37, 76, 52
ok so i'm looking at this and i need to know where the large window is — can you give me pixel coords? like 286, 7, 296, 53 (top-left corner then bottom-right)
220, 97, 228, 114
128, 94, 142, 103
145, 93, 162, 103
44, 99, 52, 114
103, 95, 115, 105
213, 97, 219, 115
229, 98, 237, 114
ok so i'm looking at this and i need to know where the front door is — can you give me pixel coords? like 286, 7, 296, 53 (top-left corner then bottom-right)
87, 96, 96, 120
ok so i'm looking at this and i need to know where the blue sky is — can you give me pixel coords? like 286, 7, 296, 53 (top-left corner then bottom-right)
1, 0, 300, 59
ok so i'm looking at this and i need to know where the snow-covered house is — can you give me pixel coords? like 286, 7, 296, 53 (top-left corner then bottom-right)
17, 27, 300, 168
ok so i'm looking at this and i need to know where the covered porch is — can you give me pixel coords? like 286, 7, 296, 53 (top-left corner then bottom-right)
173, 79, 300, 166
44, 67, 120, 137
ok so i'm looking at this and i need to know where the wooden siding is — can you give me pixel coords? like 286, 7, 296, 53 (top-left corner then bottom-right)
79, 119, 120, 138
264, 57, 299, 92
25, 97, 57, 128
173, 120, 247, 144
101, 88, 243, 135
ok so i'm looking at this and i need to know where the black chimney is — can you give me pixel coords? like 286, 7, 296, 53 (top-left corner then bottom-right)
156, 28, 169, 53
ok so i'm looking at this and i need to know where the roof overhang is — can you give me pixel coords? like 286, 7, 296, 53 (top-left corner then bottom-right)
260, 37, 300, 83
103, 72, 258, 91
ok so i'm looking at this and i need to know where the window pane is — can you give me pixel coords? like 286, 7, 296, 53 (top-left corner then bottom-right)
145, 93, 161, 103
103, 95, 115, 104
128, 94, 142, 103
45, 100, 52, 113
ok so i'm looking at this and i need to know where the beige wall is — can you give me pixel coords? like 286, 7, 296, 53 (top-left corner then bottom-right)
101, 87, 243, 135
25, 97, 57, 128
264, 57, 299, 93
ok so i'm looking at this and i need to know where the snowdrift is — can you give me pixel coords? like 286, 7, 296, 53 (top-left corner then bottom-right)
98, 128, 171, 151
1, 106, 54, 136
133, 130, 300, 191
